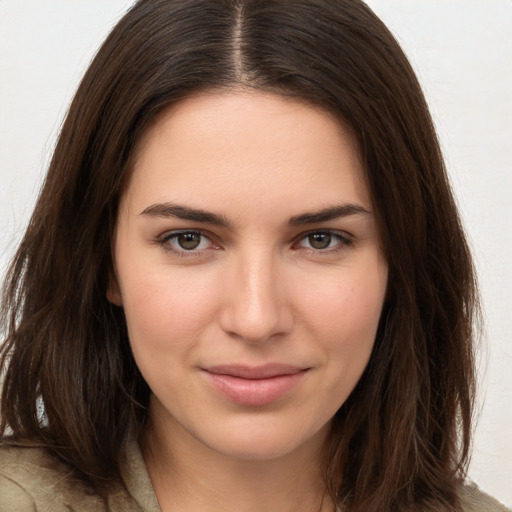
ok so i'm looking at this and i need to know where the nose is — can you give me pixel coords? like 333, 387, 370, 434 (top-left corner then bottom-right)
218, 250, 294, 343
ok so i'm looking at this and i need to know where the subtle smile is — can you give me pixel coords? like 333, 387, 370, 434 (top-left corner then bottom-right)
202, 364, 310, 406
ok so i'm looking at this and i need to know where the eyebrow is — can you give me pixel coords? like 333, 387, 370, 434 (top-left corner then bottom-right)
139, 202, 231, 227
140, 202, 371, 227
288, 203, 371, 226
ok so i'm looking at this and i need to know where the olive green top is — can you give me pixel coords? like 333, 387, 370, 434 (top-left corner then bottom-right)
0, 441, 508, 512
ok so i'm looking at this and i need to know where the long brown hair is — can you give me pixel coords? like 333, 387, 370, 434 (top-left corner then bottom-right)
1, 1, 478, 510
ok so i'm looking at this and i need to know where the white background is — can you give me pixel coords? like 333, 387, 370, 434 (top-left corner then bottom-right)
1, 1, 510, 507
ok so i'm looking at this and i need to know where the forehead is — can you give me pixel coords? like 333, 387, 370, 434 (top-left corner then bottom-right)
123, 90, 371, 218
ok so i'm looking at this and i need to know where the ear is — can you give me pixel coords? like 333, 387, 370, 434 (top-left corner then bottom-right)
107, 269, 123, 306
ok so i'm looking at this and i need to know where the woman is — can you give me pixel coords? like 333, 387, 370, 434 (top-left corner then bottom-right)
0, 0, 507, 511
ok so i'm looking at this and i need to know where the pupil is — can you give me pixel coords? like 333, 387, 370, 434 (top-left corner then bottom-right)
309, 233, 331, 249
178, 233, 201, 250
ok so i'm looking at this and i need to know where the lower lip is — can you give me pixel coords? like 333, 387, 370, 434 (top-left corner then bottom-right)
203, 370, 308, 406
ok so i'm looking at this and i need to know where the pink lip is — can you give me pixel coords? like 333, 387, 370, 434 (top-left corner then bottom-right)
202, 364, 309, 406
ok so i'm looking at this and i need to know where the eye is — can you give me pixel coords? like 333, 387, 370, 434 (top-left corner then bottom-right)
295, 231, 352, 251
158, 230, 216, 253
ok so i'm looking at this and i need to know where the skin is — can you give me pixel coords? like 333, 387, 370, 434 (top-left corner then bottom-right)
109, 90, 388, 512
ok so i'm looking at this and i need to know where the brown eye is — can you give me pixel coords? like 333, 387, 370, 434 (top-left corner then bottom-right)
177, 232, 202, 250
158, 230, 218, 256
295, 231, 351, 252
308, 233, 332, 249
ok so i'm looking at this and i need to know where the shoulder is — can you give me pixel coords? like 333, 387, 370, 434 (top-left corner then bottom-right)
459, 482, 509, 512
0, 443, 107, 512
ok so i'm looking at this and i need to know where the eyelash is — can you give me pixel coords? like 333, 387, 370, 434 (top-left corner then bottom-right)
156, 229, 353, 257
295, 230, 353, 253
156, 230, 219, 257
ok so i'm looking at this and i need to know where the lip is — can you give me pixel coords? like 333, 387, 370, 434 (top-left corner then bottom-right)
202, 364, 309, 406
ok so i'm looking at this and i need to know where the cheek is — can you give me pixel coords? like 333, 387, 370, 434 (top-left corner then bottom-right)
298, 259, 387, 390
313, 281, 385, 408
302, 265, 386, 340
120, 267, 221, 355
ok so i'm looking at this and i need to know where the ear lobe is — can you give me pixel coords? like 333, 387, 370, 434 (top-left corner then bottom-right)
107, 270, 123, 306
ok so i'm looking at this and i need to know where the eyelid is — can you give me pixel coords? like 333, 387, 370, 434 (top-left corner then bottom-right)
156, 229, 220, 255
292, 229, 353, 251
155, 228, 353, 257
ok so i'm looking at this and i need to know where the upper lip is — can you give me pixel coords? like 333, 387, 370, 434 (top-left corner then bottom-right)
203, 364, 309, 380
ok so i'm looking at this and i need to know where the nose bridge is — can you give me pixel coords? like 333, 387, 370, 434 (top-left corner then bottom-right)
219, 244, 292, 342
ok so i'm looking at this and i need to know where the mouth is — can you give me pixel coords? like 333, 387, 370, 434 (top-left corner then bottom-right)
201, 364, 310, 406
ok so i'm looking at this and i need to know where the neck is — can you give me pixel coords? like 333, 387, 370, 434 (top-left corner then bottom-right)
142, 414, 335, 512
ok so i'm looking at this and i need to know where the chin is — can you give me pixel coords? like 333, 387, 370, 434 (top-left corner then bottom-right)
196, 418, 330, 463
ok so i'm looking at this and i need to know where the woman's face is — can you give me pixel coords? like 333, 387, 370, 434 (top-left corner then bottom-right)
110, 91, 388, 461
